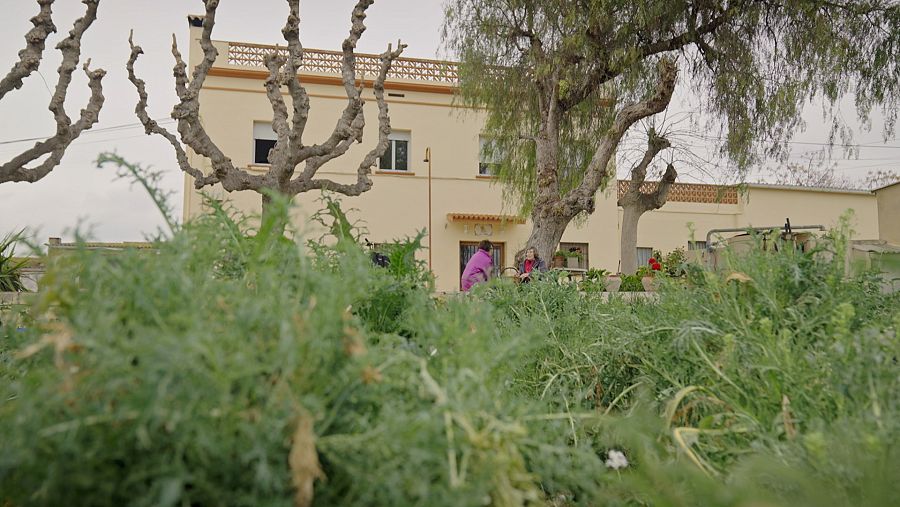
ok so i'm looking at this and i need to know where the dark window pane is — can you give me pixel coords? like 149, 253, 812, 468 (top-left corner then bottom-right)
479, 162, 499, 175
394, 140, 408, 171
379, 142, 393, 170
254, 139, 277, 164
460, 243, 502, 286
491, 246, 502, 277
459, 243, 478, 285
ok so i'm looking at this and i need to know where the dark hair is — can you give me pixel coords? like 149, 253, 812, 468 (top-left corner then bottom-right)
525, 246, 540, 260
478, 239, 493, 252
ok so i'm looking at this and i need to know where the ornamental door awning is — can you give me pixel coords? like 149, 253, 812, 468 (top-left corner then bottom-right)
446, 213, 526, 224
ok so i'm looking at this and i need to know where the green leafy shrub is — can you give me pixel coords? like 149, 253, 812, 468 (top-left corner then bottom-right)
487, 227, 899, 503
660, 247, 687, 276
579, 268, 609, 293
2, 193, 897, 507
619, 274, 644, 292
0, 231, 27, 292
0, 198, 597, 506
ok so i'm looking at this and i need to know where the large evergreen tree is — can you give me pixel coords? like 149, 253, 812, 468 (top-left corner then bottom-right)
444, 0, 900, 270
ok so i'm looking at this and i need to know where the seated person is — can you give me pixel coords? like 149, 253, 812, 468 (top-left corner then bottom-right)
517, 246, 547, 282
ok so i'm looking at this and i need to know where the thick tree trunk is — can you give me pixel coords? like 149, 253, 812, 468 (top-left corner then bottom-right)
526, 207, 573, 265
619, 205, 644, 274
260, 189, 288, 236
618, 161, 677, 273
517, 60, 677, 266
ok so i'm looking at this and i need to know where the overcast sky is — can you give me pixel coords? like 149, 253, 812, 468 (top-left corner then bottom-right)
1, 0, 897, 242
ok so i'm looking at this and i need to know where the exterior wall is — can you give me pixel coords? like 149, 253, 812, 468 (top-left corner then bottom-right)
627, 186, 879, 259
184, 68, 619, 290
740, 186, 878, 238
184, 27, 882, 291
876, 183, 900, 244
623, 201, 740, 265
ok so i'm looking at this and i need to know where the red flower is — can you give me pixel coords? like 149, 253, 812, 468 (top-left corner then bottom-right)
648, 257, 657, 265
651, 262, 661, 271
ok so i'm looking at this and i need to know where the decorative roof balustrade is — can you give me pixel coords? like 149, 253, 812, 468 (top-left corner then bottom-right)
227, 42, 459, 83
617, 180, 739, 205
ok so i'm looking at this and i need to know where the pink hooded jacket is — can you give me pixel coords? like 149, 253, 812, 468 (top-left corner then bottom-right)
460, 249, 493, 292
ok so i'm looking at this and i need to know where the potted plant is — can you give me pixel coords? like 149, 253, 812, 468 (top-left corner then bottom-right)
661, 248, 687, 277
565, 248, 583, 269
605, 272, 622, 292
639, 256, 662, 291
552, 250, 567, 268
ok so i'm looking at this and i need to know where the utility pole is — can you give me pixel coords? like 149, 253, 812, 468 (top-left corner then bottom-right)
424, 147, 433, 270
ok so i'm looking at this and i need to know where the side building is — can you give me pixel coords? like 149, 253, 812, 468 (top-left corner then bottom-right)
875, 181, 900, 244
183, 19, 882, 292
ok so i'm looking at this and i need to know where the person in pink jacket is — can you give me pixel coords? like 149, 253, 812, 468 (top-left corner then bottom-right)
460, 240, 494, 292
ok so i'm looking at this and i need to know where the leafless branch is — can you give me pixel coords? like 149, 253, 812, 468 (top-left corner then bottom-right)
0, 0, 105, 184
0, 0, 55, 100
559, 2, 736, 113
618, 132, 674, 210
127, 0, 404, 213
126, 32, 212, 187
567, 58, 678, 212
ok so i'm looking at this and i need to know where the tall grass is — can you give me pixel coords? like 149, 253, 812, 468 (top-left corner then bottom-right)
0, 198, 897, 506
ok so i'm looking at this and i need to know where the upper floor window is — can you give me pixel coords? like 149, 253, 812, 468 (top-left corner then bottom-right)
479, 136, 500, 176
379, 131, 410, 171
253, 122, 277, 165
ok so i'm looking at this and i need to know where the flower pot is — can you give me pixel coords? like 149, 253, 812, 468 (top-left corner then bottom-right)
605, 275, 621, 293
566, 256, 580, 269
641, 275, 657, 292
552, 255, 566, 268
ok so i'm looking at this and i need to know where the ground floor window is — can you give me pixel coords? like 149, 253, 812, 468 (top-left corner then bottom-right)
558, 242, 589, 269
459, 241, 504, 289
636, 247, 654, 267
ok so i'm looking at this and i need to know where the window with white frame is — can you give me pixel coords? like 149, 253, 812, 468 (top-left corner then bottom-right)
253, 122, 277, 165
479, 136, 500, 176
379, 131, 410, 171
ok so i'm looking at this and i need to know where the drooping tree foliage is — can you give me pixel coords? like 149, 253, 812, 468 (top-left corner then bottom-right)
443, 0, 900, 264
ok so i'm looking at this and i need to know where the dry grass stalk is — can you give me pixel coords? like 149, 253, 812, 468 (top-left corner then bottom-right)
289, 412, 324, 507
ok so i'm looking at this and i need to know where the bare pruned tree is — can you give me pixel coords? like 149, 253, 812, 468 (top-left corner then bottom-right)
127, 0, 405, 224
0, 0, 105, 184
618, 130, 677, 274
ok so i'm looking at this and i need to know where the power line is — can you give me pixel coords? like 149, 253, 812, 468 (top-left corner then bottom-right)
680, 132, 900, 150
0, 132, 165, 156
0, 118, 175, 146
832, 161, 900, 171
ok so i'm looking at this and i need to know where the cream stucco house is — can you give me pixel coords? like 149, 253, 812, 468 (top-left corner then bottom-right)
182, 18, 886, 292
